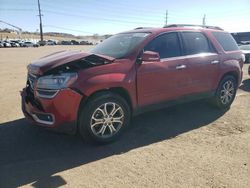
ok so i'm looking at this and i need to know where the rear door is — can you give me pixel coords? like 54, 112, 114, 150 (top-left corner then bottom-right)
136, 32, 190, 106
180, 31, 220, 94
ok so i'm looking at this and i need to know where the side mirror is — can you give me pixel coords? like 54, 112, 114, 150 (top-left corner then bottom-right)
141, 51, 160, 62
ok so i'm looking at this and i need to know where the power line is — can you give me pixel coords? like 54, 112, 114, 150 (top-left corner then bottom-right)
0, 8, 36, 11
43, 10, 161, 26
43, 25, 95, 34
39, 2, 165, 23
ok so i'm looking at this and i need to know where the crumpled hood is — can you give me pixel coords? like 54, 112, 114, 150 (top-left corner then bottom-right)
27, 50, 115, 75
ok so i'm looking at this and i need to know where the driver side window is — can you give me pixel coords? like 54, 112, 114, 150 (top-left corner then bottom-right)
144, 32, 181, 59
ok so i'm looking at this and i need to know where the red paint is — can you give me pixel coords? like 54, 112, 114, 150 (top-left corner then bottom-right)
21, 27, 243, 132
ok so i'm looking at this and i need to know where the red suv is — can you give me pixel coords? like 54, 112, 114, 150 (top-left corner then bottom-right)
21, 25, 244, 143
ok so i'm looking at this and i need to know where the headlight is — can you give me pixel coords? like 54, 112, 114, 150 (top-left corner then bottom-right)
37, 73, 78, 90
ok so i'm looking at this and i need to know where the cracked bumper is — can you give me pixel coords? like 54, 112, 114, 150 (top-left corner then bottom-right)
21, 87, 84, 133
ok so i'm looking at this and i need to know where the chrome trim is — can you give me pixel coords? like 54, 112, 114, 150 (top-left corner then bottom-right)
176, 64, 187, 70
148, 57, 160, 61
160, 52, 218, 62
36, 89, 59, 99
211, 60, 220, 64
31, 113, 55, 125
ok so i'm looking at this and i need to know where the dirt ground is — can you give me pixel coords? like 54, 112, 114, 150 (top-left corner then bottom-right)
0, 46, 250, 188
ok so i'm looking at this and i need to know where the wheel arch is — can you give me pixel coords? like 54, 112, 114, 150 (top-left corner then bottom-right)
77, 87, 133, 127
219, 71, 239, 87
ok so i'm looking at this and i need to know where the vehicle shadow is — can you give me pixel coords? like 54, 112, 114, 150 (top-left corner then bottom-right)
0, 100, 226, 187
239, 78, 250, 92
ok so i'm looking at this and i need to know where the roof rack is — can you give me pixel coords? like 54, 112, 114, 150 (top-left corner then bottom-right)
163, 24, 223, 30
134, 27, 153, 30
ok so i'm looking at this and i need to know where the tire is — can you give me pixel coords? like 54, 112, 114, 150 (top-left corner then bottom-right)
211, 75, 237, 109
78, 92, 131, 143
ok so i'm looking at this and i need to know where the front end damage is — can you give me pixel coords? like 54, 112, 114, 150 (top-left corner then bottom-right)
21, 51, 114, 133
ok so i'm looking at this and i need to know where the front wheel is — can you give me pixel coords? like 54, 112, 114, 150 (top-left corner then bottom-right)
211, 75, 237, 109
78, 92, 131, 143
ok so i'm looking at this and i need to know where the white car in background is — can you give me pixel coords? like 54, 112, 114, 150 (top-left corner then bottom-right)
239, 45, 250, 63
22, 42, 39, 47
0, 41, 4, 47
1, 41, 11, 47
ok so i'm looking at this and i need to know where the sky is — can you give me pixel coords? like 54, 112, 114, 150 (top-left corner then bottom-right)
0, 0, 250, 36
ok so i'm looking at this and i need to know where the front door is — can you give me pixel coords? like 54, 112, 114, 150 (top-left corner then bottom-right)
136, 32, 190, 106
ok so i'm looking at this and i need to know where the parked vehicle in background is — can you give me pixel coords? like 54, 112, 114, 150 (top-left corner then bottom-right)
0, 41, 4, 47
240, 41, 250, 45
60, 40, 73, 45
239, 45, 250, 63
47, 40, 57, 45
2, 41, 11, 47
21, 25, 244, 143
10, 41, 20, 47
22, 41, 39, 47
80, 40, 93, 45
231, 32, 250, 45
37, 40, 46, 46
17, 41, 25, 47
71, 40, 80, 45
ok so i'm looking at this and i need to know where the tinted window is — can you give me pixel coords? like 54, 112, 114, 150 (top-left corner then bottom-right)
144, 32, 181, 59
182, 32, 213, 55
213, 32, 239, 51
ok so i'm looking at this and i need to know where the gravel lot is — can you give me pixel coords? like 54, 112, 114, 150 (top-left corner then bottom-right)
0, 46, 250, 187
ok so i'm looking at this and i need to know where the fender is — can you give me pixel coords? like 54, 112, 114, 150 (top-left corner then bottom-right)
216, 58, 242, 88
75, 60, 138, 109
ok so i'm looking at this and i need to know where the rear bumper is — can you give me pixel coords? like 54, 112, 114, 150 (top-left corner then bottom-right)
21, 88, 83, 134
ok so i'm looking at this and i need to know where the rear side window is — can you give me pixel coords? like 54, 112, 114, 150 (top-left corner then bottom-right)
212, 32, 239, 51
181, 32, 213, 55
144, 32, 181, 59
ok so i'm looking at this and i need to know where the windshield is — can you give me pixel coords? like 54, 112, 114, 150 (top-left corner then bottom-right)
90, 32, 150, 58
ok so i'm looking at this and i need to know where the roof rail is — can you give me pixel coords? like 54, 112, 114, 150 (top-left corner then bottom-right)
163, 24, 223, 30
134, 27, 153, 30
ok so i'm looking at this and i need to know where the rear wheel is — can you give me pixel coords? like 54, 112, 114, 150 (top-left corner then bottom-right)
78, 92, 131, 143
211, 75, 237, 109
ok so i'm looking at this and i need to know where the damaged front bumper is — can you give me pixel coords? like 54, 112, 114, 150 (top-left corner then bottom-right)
21, 87, 84, 134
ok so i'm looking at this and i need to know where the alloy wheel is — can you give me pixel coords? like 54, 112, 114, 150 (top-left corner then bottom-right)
90, 102, 124, 138
220, 80, 235, 105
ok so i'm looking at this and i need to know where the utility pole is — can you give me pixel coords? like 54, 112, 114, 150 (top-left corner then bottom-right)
202, 14, 206, 26
165, 10, 168, 25
37, 0, 43, 41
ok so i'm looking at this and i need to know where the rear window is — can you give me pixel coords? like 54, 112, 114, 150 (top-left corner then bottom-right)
212, 32, 239, 51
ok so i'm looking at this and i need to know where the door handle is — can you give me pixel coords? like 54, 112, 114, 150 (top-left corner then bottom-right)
211, 60, 219, 64
176, 64, 187, 70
